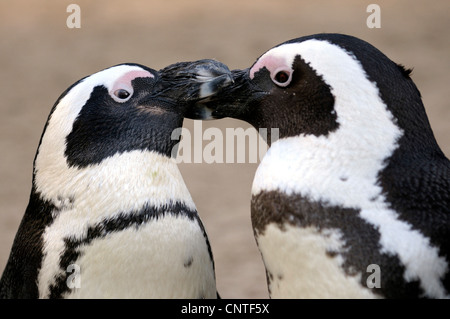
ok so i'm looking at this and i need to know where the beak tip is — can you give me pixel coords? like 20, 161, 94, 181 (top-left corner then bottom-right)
198, 76, 231, 99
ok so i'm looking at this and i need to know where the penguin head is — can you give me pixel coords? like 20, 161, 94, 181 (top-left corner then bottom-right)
36, 60, 232, 170
200, 34, 439, 153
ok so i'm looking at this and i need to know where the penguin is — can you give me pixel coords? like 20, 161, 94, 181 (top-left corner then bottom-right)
0, 60, 232, 298
192, 33, 450, 298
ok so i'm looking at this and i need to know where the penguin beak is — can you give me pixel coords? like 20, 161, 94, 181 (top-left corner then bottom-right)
157, 59, 234, 119
193, 68, 262, 120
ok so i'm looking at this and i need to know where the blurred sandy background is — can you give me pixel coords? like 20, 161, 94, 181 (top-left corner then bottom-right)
0, 0, 448, 298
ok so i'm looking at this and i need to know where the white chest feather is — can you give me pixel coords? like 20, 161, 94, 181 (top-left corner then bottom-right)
34, 149, 214, 298
62, 214, 216, 299
257, 224, 378, 298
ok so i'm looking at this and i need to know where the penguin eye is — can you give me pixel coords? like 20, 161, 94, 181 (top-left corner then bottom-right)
275, 71, 289, 83
272, 69, 292, 87
114, 89, 131, 100
111, 88, 133, 103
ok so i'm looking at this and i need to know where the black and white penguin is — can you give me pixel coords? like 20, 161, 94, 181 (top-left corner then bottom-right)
194, 34, 450, 298
0, 60, 232, 298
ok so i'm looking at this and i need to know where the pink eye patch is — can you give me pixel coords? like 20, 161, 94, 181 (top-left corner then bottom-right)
120, 70, 154, 83
111, 70, 154, 93
250, 55, 289, 79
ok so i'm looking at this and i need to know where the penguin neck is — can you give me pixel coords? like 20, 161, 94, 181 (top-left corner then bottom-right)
252, 88, 404, 210
33, 150, 196, 221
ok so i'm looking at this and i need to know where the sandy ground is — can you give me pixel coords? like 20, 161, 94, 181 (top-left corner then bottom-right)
0, 0, 448, 299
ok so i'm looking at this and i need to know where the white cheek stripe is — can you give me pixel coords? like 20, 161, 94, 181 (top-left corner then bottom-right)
252, 40, 448, 298
42, 65, 150, 150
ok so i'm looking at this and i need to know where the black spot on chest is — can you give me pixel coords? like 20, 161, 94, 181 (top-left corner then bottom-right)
184, 256, 194, 268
